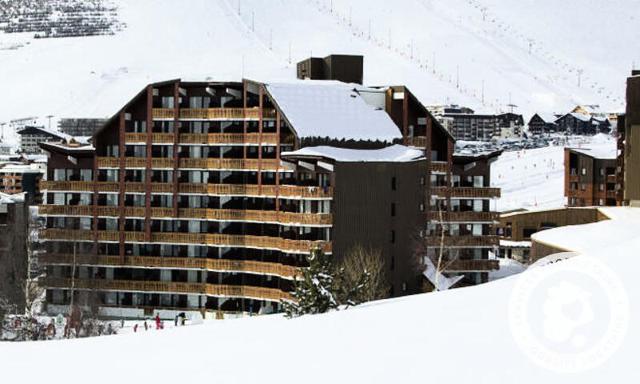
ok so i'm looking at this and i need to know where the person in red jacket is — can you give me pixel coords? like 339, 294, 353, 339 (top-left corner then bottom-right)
155, 314, 161, 330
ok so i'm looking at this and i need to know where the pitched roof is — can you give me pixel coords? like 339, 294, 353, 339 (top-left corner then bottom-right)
265, 81, 402, 142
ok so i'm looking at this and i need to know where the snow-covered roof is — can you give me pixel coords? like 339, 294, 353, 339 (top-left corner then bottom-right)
265, 81, 401, 142
568, 145, 617, 160
0, 191, 25, 204
281, 144, 425, 163
532, 207, 640, 254
531, 113, 558, 124
17, 125, 72, 141
567, 112, 592, 122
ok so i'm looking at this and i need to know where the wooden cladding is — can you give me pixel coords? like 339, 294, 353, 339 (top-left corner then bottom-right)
152, 108, 277, 120
444, 259, 500, 271
124, 132, 279, 145
40, 254, 299, 279
430, 161, 449, 173
432, 186, 501, 199
427, 211, 499, 222
41, 229, 333, 254
39, 205, 333, 225
38, 181, 333, 199
42, 278, 291, 302
424, 235, 499, 247
96, 157, 281, 170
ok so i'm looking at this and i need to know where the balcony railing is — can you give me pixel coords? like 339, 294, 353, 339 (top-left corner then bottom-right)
431, 187, 501, 199
40, 180, 119, 192
152, 108, 175, 119
178, 133, 278, 145
96, 157, 281, 171
42, 278, 292, 302
430, 161, 449, 174
124, 133, 279, 145
124, 133, 175, 144
410, 136, 427, 148
41, 229, 332, 254
427, 211, 499, 222
444, 259, 500, 272
39, 205, 333, 226
176, 108, 276, 120
40, 254, 299, 279
38, 181, 333, 199
424, 235, 499, 247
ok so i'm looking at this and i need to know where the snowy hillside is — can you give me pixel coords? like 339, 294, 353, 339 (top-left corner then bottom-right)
1, 0, 639, 142
1, 232, 638, 382
491, 134, 617, 212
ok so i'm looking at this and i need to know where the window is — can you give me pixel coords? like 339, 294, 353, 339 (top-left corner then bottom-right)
391, 203, 396, 217
581, 168, 586, 175
473, 176, 484, 188
391, 176, 397, 191
390, 230, 396, 244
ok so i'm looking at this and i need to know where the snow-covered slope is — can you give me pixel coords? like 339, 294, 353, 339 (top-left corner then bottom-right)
491, 135, 617, 212
1, 0, 638, 141
1, 231, 638, 382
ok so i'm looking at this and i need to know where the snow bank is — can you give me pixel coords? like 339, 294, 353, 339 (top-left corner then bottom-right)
282, 144, 423, 162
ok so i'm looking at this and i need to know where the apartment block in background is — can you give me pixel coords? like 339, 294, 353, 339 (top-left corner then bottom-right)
565, 147, 619, 207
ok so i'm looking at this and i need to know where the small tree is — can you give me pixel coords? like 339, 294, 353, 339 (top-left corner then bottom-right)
282, 246, 338, 318
335, 245, 389, 305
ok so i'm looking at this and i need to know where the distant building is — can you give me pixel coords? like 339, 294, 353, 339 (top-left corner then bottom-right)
496, 112, 524, 138
17, 126, 70, 154
555, 112, 611, 135
58, 118, 106, 137
0, 192, 29, 313
565, 147, 618, 207
296, 54, 363, 84
0, 162, 45, 202
443, 113, 499, 142
0, 142, 12, 156
527, 113, 559, 135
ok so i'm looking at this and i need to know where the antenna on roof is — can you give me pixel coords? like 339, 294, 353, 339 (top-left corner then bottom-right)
507, 104, 518, 114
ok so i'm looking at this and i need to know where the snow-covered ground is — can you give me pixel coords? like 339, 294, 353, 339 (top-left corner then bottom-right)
1, 231, 638, 382
491, 134, 617, 212
1, 0, 638, 144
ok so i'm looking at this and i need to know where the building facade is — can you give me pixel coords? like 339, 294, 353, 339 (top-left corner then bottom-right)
527, 113, 558, 135
38, 76, 501, 318
0, 193, 29, 313
0, 162, 45, 201
58, 118, 108, 137
17, 126, 69, 154
443, 113, 499, 142
565, 147, 618, 207
620, 71, 640, 206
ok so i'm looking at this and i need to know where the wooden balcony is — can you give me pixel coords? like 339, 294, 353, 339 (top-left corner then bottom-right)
38, 205, 332, 225
152, 108, 175, 119
40, 254, 299, 279
444, 259, 500, 272
41, 229, 332, 254
432, 186, 501, 199
178, 133, 278, 145
178, 158, 280, 171
427, 211, 499, 222
151, 232, 332, 254
42, 278, 291, 302
124, 133, 176, 144
430, 161, 449, 174
410, 136, 427, 147
39, 181, 333, 199
39, 180, 119, 192
177, 108, 276, 120
424, 235, 499, 248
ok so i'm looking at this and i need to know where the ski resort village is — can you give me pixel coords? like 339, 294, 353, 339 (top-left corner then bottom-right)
1, 0, 640, 382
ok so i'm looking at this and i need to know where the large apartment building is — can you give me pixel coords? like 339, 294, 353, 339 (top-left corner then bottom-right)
443, 112, 499, 142
38, 73, 500, 318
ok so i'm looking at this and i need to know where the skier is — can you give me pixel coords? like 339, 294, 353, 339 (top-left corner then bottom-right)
133, 324, 138, 333
155, 314, 161, 330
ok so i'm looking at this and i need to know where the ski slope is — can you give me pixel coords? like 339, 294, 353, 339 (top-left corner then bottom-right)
491, 135, 617, 212
1, 0, 638, 142
1, 222, 639, 382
